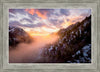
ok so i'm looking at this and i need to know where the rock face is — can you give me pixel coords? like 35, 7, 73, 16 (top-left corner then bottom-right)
43, 15, 91, 63
9, 26, 33, 47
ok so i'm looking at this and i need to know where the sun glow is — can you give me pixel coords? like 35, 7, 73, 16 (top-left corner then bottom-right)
19, 9, 86, 37
23, 25, 60, 36
61, 17, 72, 28
23, 20, 71, 36
41, 26, 59, 33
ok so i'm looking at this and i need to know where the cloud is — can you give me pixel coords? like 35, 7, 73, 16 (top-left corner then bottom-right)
49, 18, 64, 27
9, 9, 91, 34
9, 21, 22, 27
60, 9, 70, 16
80, 9, 91, 17
36, 10, 47, 19
25, 9, 54, 19
9, 20, 44, 28
25, 9, 35, 15
20, 18, 33, 23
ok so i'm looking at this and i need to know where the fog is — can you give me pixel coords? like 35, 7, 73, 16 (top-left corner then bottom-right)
9, 34, 59, 63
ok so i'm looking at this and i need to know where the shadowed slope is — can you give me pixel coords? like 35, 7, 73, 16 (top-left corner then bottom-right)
43, 15, 91, 63
9, 26, 33, 48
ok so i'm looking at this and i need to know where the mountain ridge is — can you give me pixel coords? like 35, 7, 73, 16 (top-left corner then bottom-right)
9, 26, 33, 48
42, 15, 91, 63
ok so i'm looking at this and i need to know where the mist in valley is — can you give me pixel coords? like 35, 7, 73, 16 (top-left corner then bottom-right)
9, 34, 59, 63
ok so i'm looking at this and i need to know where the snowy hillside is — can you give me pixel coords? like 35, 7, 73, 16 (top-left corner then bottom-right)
42, 15, 91, 63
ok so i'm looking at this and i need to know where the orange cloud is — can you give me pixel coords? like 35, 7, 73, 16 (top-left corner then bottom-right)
61, 21, 71, 28
25, 9, 35, 15
25, 9, 47, 19
36, 10, 47, 19
60, 17, 72, 28
61, 16, 84, 28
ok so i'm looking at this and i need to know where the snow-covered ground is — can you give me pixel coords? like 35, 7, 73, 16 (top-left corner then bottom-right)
67, 44, 91, 63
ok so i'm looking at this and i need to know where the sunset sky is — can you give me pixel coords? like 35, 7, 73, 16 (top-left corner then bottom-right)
9, 9, 91, 36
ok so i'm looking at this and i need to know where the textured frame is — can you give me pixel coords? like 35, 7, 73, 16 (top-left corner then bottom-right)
0, 0, 100, 72
3, 3, 97, 69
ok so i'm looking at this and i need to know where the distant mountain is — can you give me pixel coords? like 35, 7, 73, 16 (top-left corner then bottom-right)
43, 15, 91, 63
9, 26, 33, 47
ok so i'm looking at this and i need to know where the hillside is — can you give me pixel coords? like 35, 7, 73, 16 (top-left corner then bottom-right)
42, 15, 91, 63
9, 26, 33, 48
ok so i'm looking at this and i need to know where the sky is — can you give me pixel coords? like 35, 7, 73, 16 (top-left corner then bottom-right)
9, 9, 91, 36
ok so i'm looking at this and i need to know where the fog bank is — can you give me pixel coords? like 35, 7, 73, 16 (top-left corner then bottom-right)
9, 34, 59, 63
